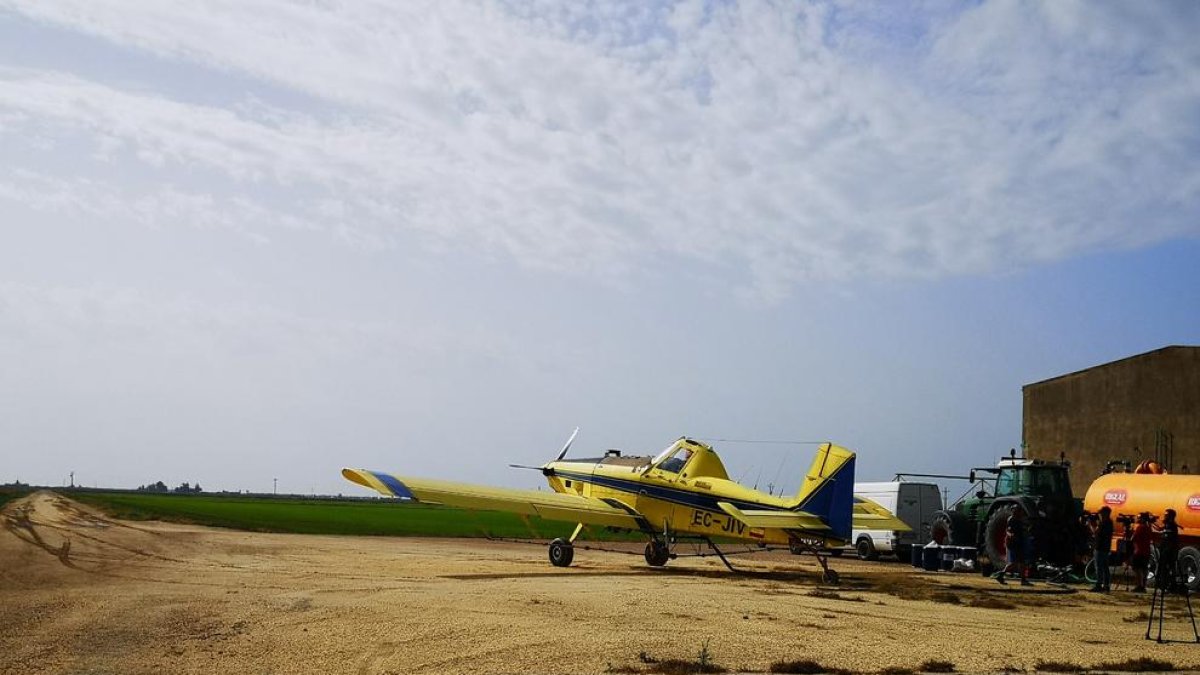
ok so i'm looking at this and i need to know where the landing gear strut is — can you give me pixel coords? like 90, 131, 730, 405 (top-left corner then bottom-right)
704, 537, 737, 572
790, 537, 840, 585
548, 523, 586, 567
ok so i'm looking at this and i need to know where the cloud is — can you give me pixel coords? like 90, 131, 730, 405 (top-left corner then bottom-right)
1, 1, 1198, 300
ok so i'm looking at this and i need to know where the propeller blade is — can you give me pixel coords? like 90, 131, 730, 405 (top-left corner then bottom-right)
508, 464, 544, 471
555, 427, 580, 461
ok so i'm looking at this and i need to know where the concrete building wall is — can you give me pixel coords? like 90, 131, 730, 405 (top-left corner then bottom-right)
1022, 346, 1200, 495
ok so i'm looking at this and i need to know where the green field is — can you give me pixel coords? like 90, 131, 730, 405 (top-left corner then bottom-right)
0, 488, 32, 510
66, 491, 621, 540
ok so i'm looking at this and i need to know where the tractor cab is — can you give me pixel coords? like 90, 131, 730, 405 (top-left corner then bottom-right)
992, 460, 1073, 499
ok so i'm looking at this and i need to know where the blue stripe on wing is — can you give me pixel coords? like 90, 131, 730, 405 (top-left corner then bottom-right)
371, 471, 416, 500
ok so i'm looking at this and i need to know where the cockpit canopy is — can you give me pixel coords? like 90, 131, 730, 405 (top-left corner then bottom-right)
651, 438, 730, 480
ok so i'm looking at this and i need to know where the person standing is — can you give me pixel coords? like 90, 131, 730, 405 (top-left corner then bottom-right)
1157, 509, 1181, 590
1091, 506, 1114, 592
1130, 513, 1153, 593
995, 508, 1030, 586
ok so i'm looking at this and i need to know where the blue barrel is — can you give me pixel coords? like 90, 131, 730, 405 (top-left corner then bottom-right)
911, 545, 923, 568
922, 545, 941, 571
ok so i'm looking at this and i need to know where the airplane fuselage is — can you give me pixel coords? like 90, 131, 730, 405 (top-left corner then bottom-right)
542, 447, 828, 548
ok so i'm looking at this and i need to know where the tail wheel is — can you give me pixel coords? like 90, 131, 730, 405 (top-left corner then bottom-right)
548, 538, 574, 567
644, 540, 670, 567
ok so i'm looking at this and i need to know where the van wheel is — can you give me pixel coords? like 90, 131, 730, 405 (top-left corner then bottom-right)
856, 536, 878, 561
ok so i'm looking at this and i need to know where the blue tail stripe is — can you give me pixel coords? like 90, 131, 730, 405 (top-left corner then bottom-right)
794, 456, 855, 541
371, 471, 415, 500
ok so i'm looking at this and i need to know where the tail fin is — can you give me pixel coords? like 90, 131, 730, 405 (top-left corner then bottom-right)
791, 443, 856, 541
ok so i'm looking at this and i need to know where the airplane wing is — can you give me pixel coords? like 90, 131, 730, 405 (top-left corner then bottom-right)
342, 468, 645, 530
716, 502, 829, 531
852, 496, 912, 531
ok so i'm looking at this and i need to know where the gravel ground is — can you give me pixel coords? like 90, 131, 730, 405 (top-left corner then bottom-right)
2, 491, 1195, 674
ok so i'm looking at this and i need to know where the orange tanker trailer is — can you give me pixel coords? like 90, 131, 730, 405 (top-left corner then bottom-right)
1084, 469, 1200, 591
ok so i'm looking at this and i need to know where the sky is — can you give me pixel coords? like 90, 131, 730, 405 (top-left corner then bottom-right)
1, 1, 1198, 496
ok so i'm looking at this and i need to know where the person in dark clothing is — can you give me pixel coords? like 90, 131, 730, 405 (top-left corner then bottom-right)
995, 508, 1030, 585
1131, 513, 1153, 593
1091, 506, 1114, 592
1157, 509, 1181, 590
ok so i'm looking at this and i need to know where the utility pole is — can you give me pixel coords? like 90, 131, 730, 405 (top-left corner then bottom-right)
273, 477, 278, 495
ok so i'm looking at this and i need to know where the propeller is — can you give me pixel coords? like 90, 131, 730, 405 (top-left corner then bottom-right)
507, 427, 579, 476
555, 427, 580, 462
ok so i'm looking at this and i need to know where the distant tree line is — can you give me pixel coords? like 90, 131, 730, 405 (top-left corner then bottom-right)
136, 481, 203, 494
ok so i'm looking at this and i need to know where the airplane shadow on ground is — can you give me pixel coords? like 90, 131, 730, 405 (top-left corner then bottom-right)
440, 565, 835, 584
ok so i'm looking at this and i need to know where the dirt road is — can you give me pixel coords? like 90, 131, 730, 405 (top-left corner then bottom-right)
1, 491, 1195, 674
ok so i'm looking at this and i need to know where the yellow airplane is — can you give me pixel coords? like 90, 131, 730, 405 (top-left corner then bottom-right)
342, 432, 907, 583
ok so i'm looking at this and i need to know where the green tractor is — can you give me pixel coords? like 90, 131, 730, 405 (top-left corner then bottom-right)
930, 453, 1084, 571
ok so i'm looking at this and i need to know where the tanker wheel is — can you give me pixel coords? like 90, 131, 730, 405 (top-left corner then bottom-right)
548, 538, 574, 567
1147, 548, 1161, 589
1178, 547, 1200, 593
644, 540, 670, 567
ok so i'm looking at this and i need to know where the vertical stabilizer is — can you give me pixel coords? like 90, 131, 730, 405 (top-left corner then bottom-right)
791, 443, 856, 541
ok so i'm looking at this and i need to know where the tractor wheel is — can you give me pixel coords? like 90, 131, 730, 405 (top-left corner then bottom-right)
856, 536, 878, 561
931, 511, 956, 546
644, 540, 670, 567
1178, 547, 1200, 593
548, 538, 574, 567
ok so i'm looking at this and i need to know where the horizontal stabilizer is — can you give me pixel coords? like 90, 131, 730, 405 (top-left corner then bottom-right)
852, 496, 911, 532
717, 501, 828, 531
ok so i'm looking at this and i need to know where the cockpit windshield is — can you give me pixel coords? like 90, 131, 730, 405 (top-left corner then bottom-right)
653, 446, 694, 474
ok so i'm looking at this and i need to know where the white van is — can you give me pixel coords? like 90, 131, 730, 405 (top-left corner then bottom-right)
851, 481, 942, 561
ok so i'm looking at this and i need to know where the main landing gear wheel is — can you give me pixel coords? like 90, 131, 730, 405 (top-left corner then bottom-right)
644, 540, 670, 567
548, 538, 574, 567
823, 569, 840, 585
